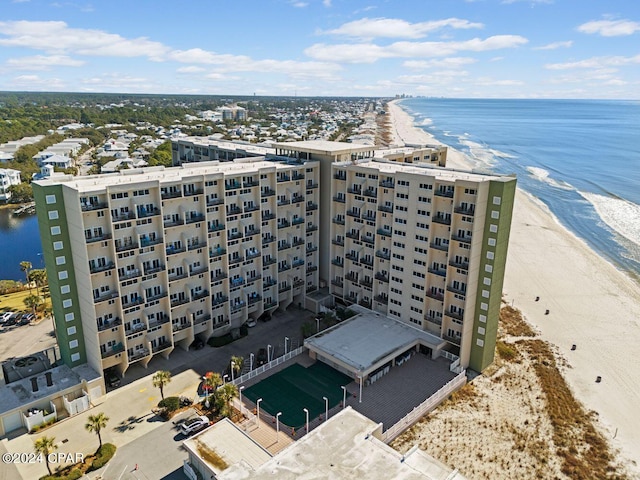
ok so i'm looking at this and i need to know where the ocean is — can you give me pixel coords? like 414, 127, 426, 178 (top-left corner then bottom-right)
400, 98, 640, 281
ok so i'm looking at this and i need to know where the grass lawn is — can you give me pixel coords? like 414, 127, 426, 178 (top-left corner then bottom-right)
0, 288, 51, 315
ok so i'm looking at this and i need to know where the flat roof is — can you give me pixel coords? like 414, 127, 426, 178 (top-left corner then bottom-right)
184, 418, 271, 476
274, 140, 375, 155
219, 407, 465, 480
0, 363, 101, 415
305, 311, 444, 373
177, 136, 275, 156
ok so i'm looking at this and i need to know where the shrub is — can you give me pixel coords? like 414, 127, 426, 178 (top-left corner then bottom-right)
158, 396, 180, 411
208, 334, 234, 347
89, 443, 116, 471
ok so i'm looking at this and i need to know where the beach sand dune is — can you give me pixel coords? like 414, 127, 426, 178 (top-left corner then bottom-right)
387, 99, 640, 474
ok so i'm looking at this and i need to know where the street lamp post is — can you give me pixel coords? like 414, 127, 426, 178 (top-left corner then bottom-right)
239, 386, 245, 416
250, 353, 254, 371
223, 374, 229, 384
323, 396, 328, 421
203, 376, 210, 409
267, 344, 272, 362
303, 408, 309, 433
256, 398, 263, 428
284, 336, 289, 354
341, 385, 347, 409
276, 412, 282, 442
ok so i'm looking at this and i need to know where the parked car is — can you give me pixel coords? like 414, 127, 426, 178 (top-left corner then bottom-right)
105, 369, 121, 388
180, 415, 210, 436
4, 313, 22, 326
0, 311, 16, 324
258, 312, 271, 323
190, 338, 205, 350
246, 318, 257, 328
257, 348, 268, 366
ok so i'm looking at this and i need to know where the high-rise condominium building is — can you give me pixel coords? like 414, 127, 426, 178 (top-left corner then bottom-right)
33, 140, 514, 382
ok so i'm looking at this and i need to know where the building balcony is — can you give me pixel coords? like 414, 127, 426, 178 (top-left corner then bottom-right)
428, 267, 447, 278
264, 300, 278, 309
451, 235, 472, 245
152, 341, 173, 354
245, 228, 260, 238
334, 172, 346, 181
140, 237, 163, 248
347, 187, 362, 195
277, 175, 290, 183
246, 274, 262, 284
208, 223, 225, 232
188, 240, 208, 251
264, 277, 277, 287
377, 204, 393, 213
262, 236, 276, 245
86, 233, 112, 244
94, 291, 119, 304
345, 253, 359, 263
432, 215, 451, 225
361, 257, 374, 267
145, 264, 165, 275
292, 238, 305, 247
209, 247, 226, 258
375, 250, 390, 260
225, 181, 241, 190
229, 256, 245, 265
190, 265, 208, 276
243, 179, 260, 188
166, 245, 186, 256
374, 272, 389, 283
443, 334, 461, 346
186, 214, 205, 224
449, 260, 469, 270
306, 245, 318, 253
164, 218, 184, 228
148, 311, 171, 327
278, 264, 291, 273
445, 309, 464, 321
81, 202, 108, 212
248, 294, 262, 305
262, 212, 276, 221
306, 182, 318, 189
306, 285, 318, 293
230, 301, 246, 313
292, 259, 305, 268
90, 262, 115, 274
244, 204, 259, 213
138, 207, 160, 219
293, 279, 305, 288
345, 272, 358, 283
292, 172, 305, 181
446, 285, 467, 296
112, 212, 136, 222
98, 317, 121, 332
430, 242, 449, 252
168, 271, 188, 282
377, 228, 392, 237
194, 314, 211, 325
307, 265, 318, 272
292, 217, 305, 226
161, 190, 182, 200
277, 220, 290, 229
116, 241, 139, 252
374, 295, 388, 305
277, 242, 291, 251
278, 284, 291, 294
345, 231, 360, 240
277, 199, 291, 207
291, 195, 304, 204
359, 299, 372, 309
125, 323, 146, 337
211, 271, 228, 282
122, 296, 145, 309
379, 180, 394, 188
228, 231, 243, 240
435, 189, 454, 198
332, 217, 345, 225
363, 189, 377, 198
362, 213, 376, 222
129, 349, 151, 362
331, 279, 344, 288
307, 224, 318, 232
454, 206, 475, 216
360, 278, 373, 288
206, 197, 224, 206
246, 249, 261, 260
101, 343, 124, 358
119, 269, 141, 281
331, 259, 344, 268
263, 257, 277, 266
424, 314, 442, 326
332, 238, 344, 247
227, 206, 242, 216
332, 196, 346, 203
361, 236, 375, 245
191, 290, 209, 301
346, 209, 360, 218
212, 295, 228, 306
425, 291, 445, 302
261, 189, 276, 197
173, 322, 191, 332
171, 297, 189, 308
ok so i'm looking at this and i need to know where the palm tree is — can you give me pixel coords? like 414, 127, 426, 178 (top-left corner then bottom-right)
152, 370, 171, 401
85, 412, 109, 450
216, 383, 238, 418
29, 269, 48, 299
20, 261, 32, 295
23, 294, 42, 316
34, 436, 57, 476
230, 355, 244, 377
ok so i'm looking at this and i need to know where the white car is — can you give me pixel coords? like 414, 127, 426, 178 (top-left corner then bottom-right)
0, 312, 15, 324
180, 416, 210, 436
246, 318, 257, 328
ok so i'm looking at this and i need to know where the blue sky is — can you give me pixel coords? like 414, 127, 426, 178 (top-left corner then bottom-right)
0, 0, 639, 98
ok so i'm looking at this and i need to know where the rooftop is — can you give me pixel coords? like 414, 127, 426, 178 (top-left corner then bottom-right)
177, 136, 275, 156
274, 139, 375, 155
304, 310, 444, 373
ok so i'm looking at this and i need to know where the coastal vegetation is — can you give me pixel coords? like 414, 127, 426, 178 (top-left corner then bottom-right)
152, 370, 172, 401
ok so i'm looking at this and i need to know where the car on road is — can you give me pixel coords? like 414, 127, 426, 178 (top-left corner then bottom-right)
246, 318, 257, 328
180, 415, 210, 436
257, 348, 268, 366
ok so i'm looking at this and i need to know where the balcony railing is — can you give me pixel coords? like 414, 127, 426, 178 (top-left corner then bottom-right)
81, 202, 108, 212
306, 182, 318, 189
428, 267, 447, 278
361, 257, 374, 267
360, 278, 373, 288
306, 245, 318, 253
345, 231, 360, 240
188, 240, 208, 250
244, 204, 259, 213
245, 228, 260, 238
331, 279, 344, 288
375, 250, 390, 260
212, 295, 228, 306
278, 285, 291, 294
277, 198, 290, 207
161, 190, 182, 199
345, 253, 359, 263
451, 235, 472, 244
374, 295, 388, 305
332, 238, 344, 247
145, 264, 166, 275
449, 260, 469, 270
277, 242, 291, 251
166, 245, 186, 256
147, 291, 168, 303
264, 278, 277, 287
243, 179, 260, 188
191, 290, 209, 301
454, 206, 475, 216
262, 212, 276, 221
346, 209, 360, 218
293, 279, 305, 288
292, 259, 305, 268
334, 172, 346, 181
248, 294, 262, 305
228, 231, 243, 241
379, 180, 394, 188
277, 175, 290, 183
129, 349, 150, 362
362, 213, 376, 222
278, 264, 291, 272
122, 296, 145, 309
345, 272, 358, 283
119, 269, 141, 281
152, 342, 172, 354
331, 259, 344, 268
425, 291, 444, 301
292, 238, 304, 247
307, 265, 318, 272
168, 271, 188, 282
361, 236, 375, 245
445, 309, 464, 321
261, 189, 276, 197
112, 212, 136, 222
86, 233, 112, 244
307, 224, 318, 232
430, 242, 449, 252
246, 249, 261, 260
209, 247, 226, 258
138, 207, 160, 218
186, 214, 205, 224
378, 204, 393, 213
206, 197, 224, 206
263, 257, 277, 266
375, 272, 389, 283
377, 228, 392, 237
164, 218, 184, 228
277, 220, 290, 229
225, 181, 241, 190
262, 236, 276, 245
94, 291, 119, 304
230, 301, 246, 313
227, 206, 242, 216
115, 241, 139, 253
447, 285, 467, 296
291, 195, 304, 204
292, 217, 305, 226
359, 299, 372, 309
264, 300, 278, 309
173, 322, 191, 332
332, 217, 345, 225
140, 237, 162, 248
194, 314, 211, 325
433, 215, 451, 225
229, 256, 245, 265
190, 265, 208, 276
171, 297, 189, 308
90, 261, 115, 274
347, 187, 362, 195
211, 271, 228, 282
98, 317, 121, 332
292, 172, 305, 181
246, 274, 262, 284
332, 196, 346, 203
424, 314, 442, 326
443, 334, 461, 346
435, 189, 454, 198
208, 223, 225, 232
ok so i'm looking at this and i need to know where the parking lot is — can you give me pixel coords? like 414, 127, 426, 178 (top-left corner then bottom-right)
0, 315, 57, 368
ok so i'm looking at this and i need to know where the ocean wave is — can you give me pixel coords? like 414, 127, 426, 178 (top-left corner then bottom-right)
526, 166, 574, 191
489, 148, 516, 159
418, 118, 433, 126
579, 191, 640, 248
458, 138, 497, 168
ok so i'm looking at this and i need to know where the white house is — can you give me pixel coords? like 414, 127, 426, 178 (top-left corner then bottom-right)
0, 168, 21, 201
40, 154, 72, 169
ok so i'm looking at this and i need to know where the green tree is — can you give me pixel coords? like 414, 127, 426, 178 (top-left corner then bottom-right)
203, 371, 222, 408
230, 355, 244, 377
33, 436, 57, 476
147, 140, 172, 167
20, 261, 33, 295
85, 412, 109, 449
23, 294, 42, 316
215, 383, 238, 418
29, 269, 47, 298
7, 183, 33, 203
152, 370, 171, 401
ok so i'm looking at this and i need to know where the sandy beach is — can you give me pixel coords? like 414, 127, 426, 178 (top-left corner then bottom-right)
388, 99, 640, 473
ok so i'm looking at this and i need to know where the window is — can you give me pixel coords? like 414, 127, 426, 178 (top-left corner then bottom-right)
65, 313, 74, 322
45, 194, 56, 204
491, 210, 499, 219
486, 251, 495, 260
488, 238, 496, 247
56, 256, 66, 265
493, 196, 501, 205
485, 265, 493, 273
50, 226, 61, 235
478, 326, 486, 335
482, 290, 490, 298
476, 339, 484, 347
489, 224, 498, 233
61, 285, 70, 294
58, 270, 68, 280
479, 314, 487, 323
483, 277, 491, 286
69, 340, 78, 349
480, 302, 488, 311
71, 353, 80, 362
63, 299, 72, 308
48, 210, 59, 220
67, 326, 76, 335
53, 241, 63, 250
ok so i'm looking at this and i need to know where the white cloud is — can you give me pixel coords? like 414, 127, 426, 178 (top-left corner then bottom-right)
577, 19, 640, 37
305, 35, 528, 63
502, 0, 553, 4
11, 74, 65, 89
324, 17, 484, 39
6, 54, 85, 70
0, 21, 168, 60
475, 77, 524, 86
546, 54, 640, 70
323, 0, 331, 6
533, 40, 573, 50
402, 57, 477, 69
290, 1, 308, 7
176, 66, 206, 73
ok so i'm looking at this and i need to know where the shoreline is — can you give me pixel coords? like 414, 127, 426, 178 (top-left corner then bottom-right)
387, 99, 640, 472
